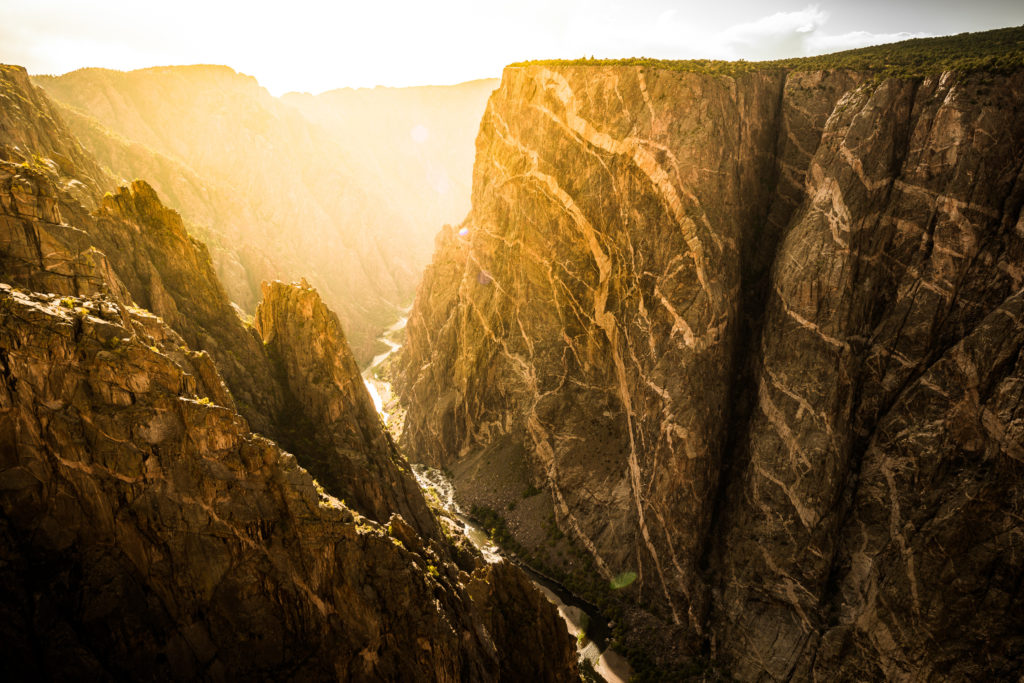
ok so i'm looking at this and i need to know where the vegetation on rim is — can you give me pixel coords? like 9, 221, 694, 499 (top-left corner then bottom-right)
512, 25, 1024, 77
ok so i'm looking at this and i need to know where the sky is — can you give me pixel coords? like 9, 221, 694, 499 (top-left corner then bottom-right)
1, 1, 1022, 95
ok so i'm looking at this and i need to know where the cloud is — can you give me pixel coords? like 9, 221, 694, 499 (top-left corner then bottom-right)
716, 5, 929, 60
562, 4, 931, 66
718, 6, 829, 59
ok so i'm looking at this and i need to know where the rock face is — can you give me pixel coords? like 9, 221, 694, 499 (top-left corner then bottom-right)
0, 64, 108, 203
255, 280, 437, 536
0, 286, 577, 681
398, 34, 1024, 678
0, 158, 281, 434
0, 62, 578, 680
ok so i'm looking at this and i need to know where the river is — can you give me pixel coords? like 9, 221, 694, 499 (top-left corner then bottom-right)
361, 317, 633, 683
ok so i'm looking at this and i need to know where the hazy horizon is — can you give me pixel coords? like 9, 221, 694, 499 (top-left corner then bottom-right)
3, 1, 1023, 96
32, 63, 500, 98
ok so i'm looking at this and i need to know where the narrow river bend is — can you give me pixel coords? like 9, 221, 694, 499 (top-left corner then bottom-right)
362, 316, 633, 683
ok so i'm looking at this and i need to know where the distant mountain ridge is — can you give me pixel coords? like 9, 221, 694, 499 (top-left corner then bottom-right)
34, 66, 495, 362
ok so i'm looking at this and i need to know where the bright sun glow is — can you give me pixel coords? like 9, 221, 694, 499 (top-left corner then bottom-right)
2, 1, 1021, 94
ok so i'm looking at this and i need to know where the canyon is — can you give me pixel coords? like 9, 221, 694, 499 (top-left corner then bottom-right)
1, 23, 1023, 682
34, 67, 494, 363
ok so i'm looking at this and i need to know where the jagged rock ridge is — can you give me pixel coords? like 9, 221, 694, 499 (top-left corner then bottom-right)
398, 29, 1024, 678
255, 279, 437, 537
0, 286, 577, 680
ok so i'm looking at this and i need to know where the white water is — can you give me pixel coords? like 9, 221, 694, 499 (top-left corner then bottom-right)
362, 314, 408, 423
412, 464, 503, 564
412, 464, 632, 682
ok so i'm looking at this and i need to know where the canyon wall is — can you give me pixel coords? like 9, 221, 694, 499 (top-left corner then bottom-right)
398, 40, 1024, 677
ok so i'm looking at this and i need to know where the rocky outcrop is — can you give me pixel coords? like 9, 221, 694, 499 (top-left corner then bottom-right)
255, 280, 437, 537
0, 64, 109, 205
89, 180, 284, 434
0, 161, 130, 309
0, 285, 578, 681
44, 100, 279, 311
398, 31, 1024, 678
0, 164, 281, 434
1, 65, 282, 433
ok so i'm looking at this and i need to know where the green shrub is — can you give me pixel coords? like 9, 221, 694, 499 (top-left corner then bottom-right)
522, 483, 542, 498
470, 504, 522, 552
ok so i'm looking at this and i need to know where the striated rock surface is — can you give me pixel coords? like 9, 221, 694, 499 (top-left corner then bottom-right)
711, 69, 1024, 681
255, 280, 437, 536
0, 285, 578, 681
399, 31, 1024, 678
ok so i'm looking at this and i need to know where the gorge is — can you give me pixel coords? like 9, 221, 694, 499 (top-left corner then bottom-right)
2, 21, 1024, 683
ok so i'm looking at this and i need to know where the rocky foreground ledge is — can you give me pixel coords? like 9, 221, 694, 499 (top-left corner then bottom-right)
0, 283, 579, 683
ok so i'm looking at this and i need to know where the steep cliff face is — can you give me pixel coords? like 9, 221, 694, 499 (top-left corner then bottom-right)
255, 280, 437, 537
0, 286, 577, 681
712, 70, 1024, 680
399, 34, 1024, 677
0, 65, 108, 204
